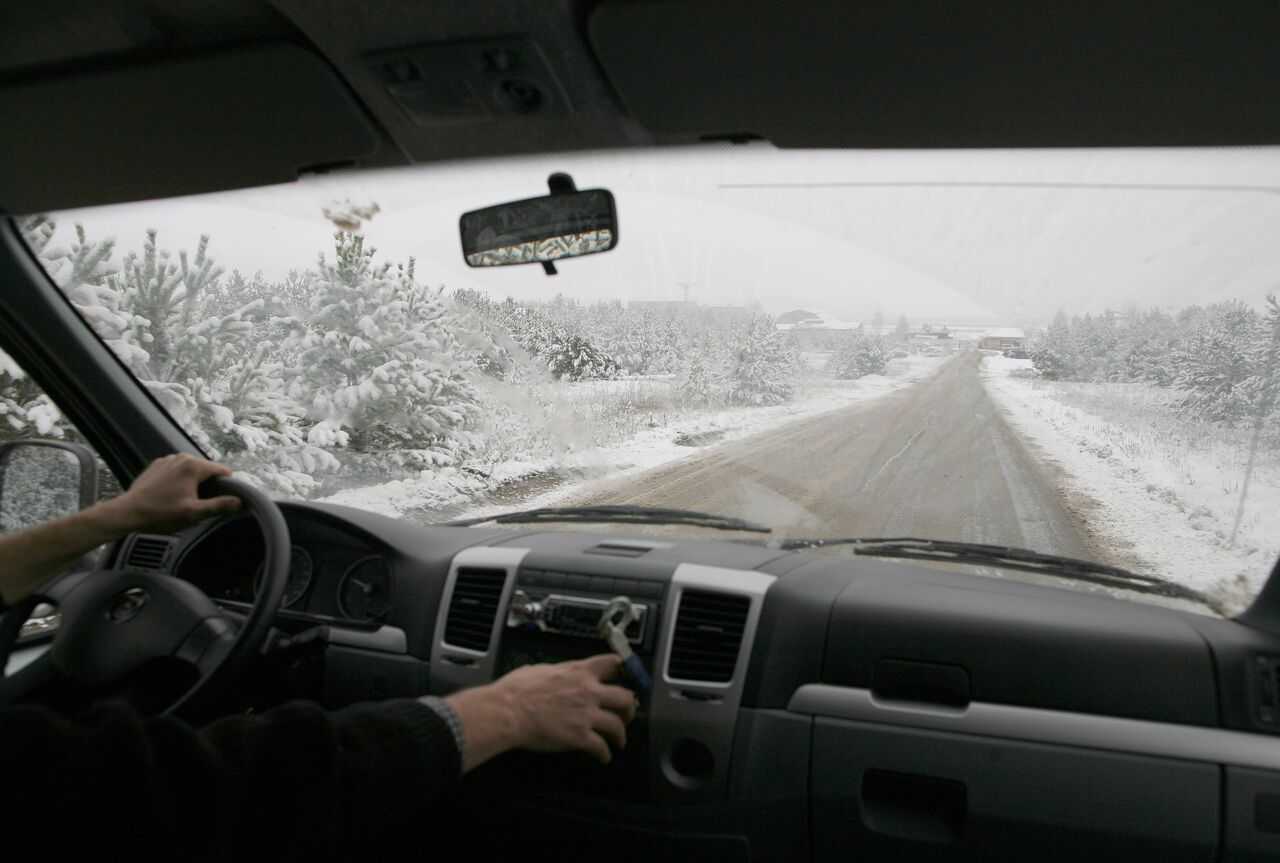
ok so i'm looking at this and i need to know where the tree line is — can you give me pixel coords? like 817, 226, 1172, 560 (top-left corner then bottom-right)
0, 220, 896, 497
1029, 299, 1280, 425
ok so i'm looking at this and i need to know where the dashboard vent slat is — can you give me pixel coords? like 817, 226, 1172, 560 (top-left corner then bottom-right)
585, 542, 650, 558
443, 567, 507, 652
125, 535, 175, 571
667, 590, 750, 683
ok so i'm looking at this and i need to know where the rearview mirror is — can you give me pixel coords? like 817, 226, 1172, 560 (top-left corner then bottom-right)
459, 173, 617, 275
0, 440, 98, 535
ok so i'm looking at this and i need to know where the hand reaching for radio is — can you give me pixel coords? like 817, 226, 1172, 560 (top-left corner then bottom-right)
444, 654, 638, 771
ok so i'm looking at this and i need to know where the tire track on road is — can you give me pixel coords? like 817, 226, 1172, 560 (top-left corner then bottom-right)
565, 352, 1103, 567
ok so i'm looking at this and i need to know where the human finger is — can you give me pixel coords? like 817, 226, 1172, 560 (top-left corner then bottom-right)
579, 653, 623, 680
591, 709, 627, 751
580, 730, 612, 764
184, 457, 233, 480
191, 495, 242, 517
596, 684, 638, 721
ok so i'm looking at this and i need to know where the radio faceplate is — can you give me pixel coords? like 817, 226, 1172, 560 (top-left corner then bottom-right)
507, 590, 648, 643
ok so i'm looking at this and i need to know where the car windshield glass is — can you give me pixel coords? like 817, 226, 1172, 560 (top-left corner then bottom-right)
18, 145, 1280, 616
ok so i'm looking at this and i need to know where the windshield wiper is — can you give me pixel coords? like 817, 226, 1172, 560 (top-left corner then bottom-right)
740, 536, 1226, 614
445, 504, 772, 533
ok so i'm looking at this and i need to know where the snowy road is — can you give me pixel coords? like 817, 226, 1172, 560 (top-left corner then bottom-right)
564, 351, 1102, 561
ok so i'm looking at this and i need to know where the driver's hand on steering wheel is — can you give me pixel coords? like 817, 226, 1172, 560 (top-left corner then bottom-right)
0, 453, 241, 605
100, 453, 242, 534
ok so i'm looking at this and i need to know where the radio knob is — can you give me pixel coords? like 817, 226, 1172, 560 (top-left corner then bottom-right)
508, 590, 544, 626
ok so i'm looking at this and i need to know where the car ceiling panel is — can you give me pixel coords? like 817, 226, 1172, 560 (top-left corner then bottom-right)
590, 0, 1280, 147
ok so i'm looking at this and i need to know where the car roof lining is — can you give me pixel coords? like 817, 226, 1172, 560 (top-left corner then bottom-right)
1, 0, 1279, 212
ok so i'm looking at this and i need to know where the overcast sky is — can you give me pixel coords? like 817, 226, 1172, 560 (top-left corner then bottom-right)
48, 144, 1280, 325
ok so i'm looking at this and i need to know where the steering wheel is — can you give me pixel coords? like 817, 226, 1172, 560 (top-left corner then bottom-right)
0, 476, 289, 718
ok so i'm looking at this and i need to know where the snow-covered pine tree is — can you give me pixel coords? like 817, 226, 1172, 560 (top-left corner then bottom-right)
456, 292, 620, 382
826, 329, 889, 379
1030, 310, 1076, 380
107, 229, 333, 494
1118, 307, 1179, 386
1246, 293, 1280, 426
543, 331, 622, 381
1174, 300, 1263, 423
0, 348, 61, 443
676, 336, 720, 407
294, 235, 481, 469
721, 312, 797, 406
4, 216, 133, 442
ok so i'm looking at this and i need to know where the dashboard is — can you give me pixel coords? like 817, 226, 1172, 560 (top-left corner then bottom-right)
136, 501, 1280, 862
175, 513, 395, 625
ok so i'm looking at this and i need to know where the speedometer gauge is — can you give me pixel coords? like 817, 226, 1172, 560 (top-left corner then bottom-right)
338, 556, 393, 623
255, 545, 314, 609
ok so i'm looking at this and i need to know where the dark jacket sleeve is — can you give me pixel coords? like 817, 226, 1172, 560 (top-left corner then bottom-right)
0, 698, 461, 862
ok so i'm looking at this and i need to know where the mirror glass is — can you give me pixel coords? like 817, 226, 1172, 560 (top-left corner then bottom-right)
0, 445, 81, 534
460, 188, 617, 267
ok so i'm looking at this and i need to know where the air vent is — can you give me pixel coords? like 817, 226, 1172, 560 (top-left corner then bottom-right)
585, 542, 652, 558
125, 535, 175, 570
668, 590, 751, 683
443, 568, 508, 652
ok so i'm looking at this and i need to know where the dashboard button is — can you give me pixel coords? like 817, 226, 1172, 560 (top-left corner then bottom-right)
589, 576, 615, 594
542, 571, 567, 588
566, 573, 591, 591
613, 578, 640, 596
633, 581, 664, 598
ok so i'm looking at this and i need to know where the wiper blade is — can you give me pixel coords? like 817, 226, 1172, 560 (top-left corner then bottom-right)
742, 536, 1226, 614
444, 505, 772, 533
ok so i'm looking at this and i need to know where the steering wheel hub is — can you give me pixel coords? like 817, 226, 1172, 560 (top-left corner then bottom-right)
109, 587, 149, 621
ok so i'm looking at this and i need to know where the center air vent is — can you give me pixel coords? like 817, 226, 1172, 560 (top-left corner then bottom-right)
443, 568, 508, 652
125, 535, 175, 570
668, 590, 751, 683
586, 542, 652, 558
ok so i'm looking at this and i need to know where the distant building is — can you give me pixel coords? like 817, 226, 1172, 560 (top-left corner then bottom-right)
775, 308, 860, 331
907, 329, 954, 354
978, 327, 1027, 351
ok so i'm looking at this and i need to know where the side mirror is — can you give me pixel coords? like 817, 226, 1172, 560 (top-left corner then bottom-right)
0, 440, 98, 535
459, 173, 617, 275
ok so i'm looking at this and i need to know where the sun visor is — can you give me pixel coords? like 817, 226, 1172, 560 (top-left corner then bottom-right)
588, 0, 1280, 149
0, 44, 381, 213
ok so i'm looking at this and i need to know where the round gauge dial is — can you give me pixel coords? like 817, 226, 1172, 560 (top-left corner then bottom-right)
338, 556, 393, 623
254, 545, 314, 609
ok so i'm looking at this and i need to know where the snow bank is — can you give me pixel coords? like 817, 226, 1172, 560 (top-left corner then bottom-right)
322, 356, 945, 521
981, 355, 1279, 613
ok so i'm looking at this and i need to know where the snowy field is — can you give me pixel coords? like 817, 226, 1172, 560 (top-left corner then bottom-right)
321, 355, 945, 521
981, 354, 1280, 613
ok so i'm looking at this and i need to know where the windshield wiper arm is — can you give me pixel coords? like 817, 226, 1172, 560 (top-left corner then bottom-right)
445, 504, 772, 533
740, 536, 1226, 614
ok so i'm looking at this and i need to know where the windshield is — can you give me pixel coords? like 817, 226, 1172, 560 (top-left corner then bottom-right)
18, 145, 1280, 616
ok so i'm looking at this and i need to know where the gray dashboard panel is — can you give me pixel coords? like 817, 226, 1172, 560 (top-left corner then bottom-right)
790, 684, 1280, 771
810, 715, 1221, 862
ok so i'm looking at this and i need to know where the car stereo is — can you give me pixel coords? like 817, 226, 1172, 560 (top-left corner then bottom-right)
495, 568, 662, 679
506, 590, 648, 641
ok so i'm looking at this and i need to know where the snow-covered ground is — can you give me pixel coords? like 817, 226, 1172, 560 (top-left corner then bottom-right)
321, 355, 945, 521
981, 354, 1280, 613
